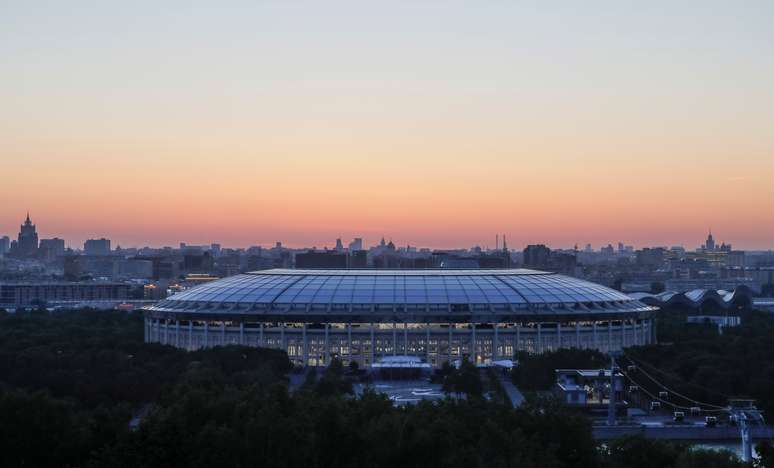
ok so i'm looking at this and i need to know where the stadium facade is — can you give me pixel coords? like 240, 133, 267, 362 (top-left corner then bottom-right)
143, 269, 656, 368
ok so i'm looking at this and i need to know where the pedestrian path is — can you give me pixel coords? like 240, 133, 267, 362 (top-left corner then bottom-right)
496, 373, 525, 407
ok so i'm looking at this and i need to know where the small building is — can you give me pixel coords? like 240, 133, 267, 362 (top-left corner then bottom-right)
555, 369, 626, 413
686, 315, 741, 333
371, 355, 432, 379
0, 281, 131, 309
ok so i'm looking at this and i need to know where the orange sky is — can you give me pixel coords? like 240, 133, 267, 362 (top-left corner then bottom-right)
1, 2, 773, 249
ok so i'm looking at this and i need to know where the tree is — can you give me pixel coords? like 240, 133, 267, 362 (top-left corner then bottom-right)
512, 348, 608, 391
315, 358, 353, 396
442, 356, 482, 397
603, 436, 743, 468
755, 441, 774, 468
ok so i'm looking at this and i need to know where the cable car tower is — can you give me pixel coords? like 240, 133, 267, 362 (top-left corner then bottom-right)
728, 399, 764, 463
620, 353, 769, 464
607, 351, 623, 426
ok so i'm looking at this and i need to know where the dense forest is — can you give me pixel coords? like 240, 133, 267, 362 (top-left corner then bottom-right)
626, 309, 774, 416
512, 309, 774, 417
0, 309, 769, 467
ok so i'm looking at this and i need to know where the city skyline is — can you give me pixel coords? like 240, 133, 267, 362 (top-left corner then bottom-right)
0, 211, 758, 252
3, 3, 774, 465
2, 2, 773, 249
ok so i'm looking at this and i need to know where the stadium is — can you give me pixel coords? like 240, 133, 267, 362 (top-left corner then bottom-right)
143, 269, 657, 368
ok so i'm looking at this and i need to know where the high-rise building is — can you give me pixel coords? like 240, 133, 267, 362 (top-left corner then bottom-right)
14, 213, 39, 257
636, 247, 665, 268
84, 238, 111, 256
295, 250, 348, 268
335, 238, 344, 252
0, 236, 9, 256
704, 230, 716, 251
64, 254, 83, 281
523, 244, 551, 269
348, 238, 363, 251
39, 238, 66, 259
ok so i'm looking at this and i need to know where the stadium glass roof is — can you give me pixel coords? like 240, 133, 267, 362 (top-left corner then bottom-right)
149, 269, 647, 315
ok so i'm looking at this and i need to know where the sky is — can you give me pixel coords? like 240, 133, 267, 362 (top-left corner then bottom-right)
1, 1, 773, 250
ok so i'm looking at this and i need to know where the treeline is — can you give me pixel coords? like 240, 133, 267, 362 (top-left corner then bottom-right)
627, 309, 774, 416
0, 309, 290, 467
0, 309, 760, 467
91, 374, 753, 468
91, 384, 601, 468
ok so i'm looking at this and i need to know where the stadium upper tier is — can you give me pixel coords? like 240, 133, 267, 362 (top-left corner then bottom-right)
146, 269, 654, 321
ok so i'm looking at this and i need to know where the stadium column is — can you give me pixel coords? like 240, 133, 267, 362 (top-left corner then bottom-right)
347, 323, 353, 363
392, 322, 397, 356
576, 322, 581, 348
516, 323, 521, 353
448, 324, 452, 362
621, 320, 629, 348
608, 321, 613, 352
632, 319, 640, 346
471, 323, 476, 363
221, 322, 226, 345
623, 320, 628, 347
620, 320, 625, 347
635, 320, 639, 345
176, 320, 180, 347
537, 323, 542, 353
493, 323, 499, 361
557, 322, 561, 350
144, 317, 149, 343
634, 320, 639, 345
188, 321, 193, 350
163, 319, 168, 345
593, 322, 598, 349
426, 325, 431, 363
239, 321, 244, 345
281, 323, 285, 352
403, 323, 408, 356
647, 319, 652, 344
324, 324, 330, 366
259, 323, 264, 347
204, 322, 209, 348
370, 323, 375, 365
636, 320, 641, 345
302, 323, 308, 366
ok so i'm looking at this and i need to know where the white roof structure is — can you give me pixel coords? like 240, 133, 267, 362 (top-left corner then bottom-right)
371, 355, 432, 369
146, 268, 653, 322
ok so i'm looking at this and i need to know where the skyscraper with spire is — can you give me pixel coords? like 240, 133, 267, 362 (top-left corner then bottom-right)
704, 229, 715, 251
14, 213, 39, 257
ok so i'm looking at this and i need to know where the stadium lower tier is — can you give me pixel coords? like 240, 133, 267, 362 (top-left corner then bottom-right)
144, 318, 654, 367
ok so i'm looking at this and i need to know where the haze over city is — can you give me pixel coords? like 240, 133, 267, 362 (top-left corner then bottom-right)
2, 1, 773, 249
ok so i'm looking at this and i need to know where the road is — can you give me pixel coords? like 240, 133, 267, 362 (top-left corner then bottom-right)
495, 372, 525, 407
